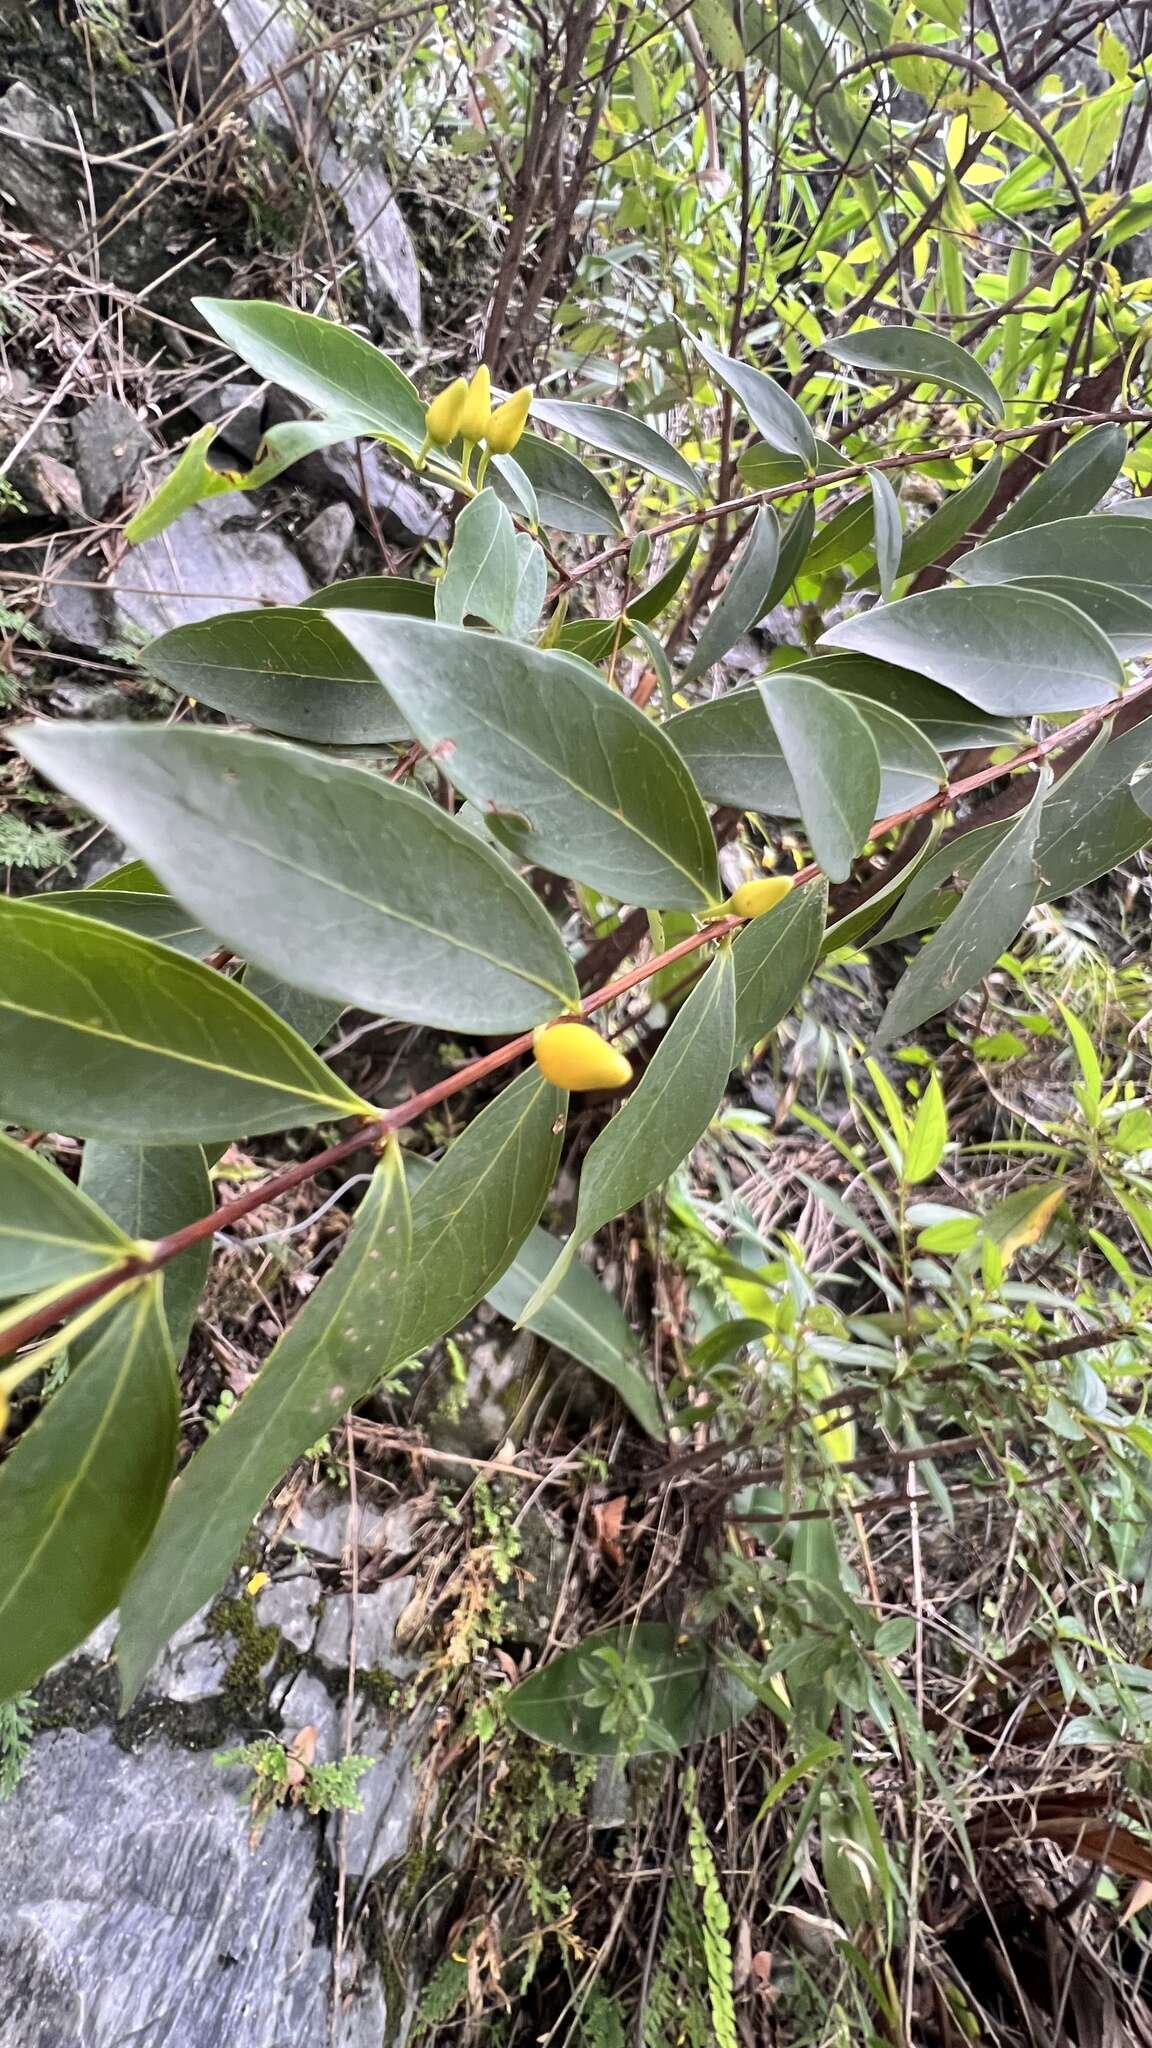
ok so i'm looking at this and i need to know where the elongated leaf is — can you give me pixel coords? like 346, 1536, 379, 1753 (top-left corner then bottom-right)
125, 418, 359, 543
139, 607, 406, 744
955, 516, 1152, 608
486, 1225, 664, 1439
119, 1070, 564, 1695
37, 889, 212, 958
680, 509, 779, 686
331, 615, 721, 910
491, 432, 623, 535
531, 398, 702, 497
241, 965, 344, 1047
1037, 717, 1152, 898
765, 496, 816, 608
737, 439, 843, 491
490, 451, 539, 526
897, 455, 1003, 577
16, 725, 579, 1034
512, 533, 548, 638
732, 878, 827, 1055
822, 586, 1122, 714
628, 532, 700, 623
303, 575, 435, 616
903, 1073, 947, 1183
875, 817, 1011, 942
89, 858, 163, 892
0, 899, 363, 1142
668, 685, 943, 819
436, 489, 521, 631
1011, 576, 1152, 659
868, 468, 902, 599
990, 425, 1127, 537
758, 674, 881, 881
507, 1623, 755, 1755
692, 0, 746, 70
822, 817, 946, 951
796, 653, 1019, 751
0, 1130, 134, 1300
826, 324, 1004, 421
0, 1280, 177, 1699
80, 1143, 212, 1358
876, 773, 1048, 1045
806, 494, 873, 577
523, 947, 735, 1317
690, 331, 818, 468
195, 298, 425, 453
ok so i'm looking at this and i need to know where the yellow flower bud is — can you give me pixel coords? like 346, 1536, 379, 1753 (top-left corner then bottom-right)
455, 364, 493, 443
533, 1020, 633, 1092
727, 876, 794, 920
424, 376, 469, 447
485, 387, 533, 455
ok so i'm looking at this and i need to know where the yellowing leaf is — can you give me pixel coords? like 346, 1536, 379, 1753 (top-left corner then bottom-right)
985, 1182, 1066, 1266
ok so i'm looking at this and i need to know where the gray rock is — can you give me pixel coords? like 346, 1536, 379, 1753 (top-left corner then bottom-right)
0, 1727, 386, 2047
285, 1489, 416, 1565
328, 1705, 426, 1881
313, 1581, 417, 1676
255, 1574, 321, 1654
298, 501, 356, 583
70, 399, 153, 519
148, 1611, 231, 1703
276, 1670, 341, 1753
113, 490, 312, 641
7, 452, 85, 523
0, 83, 78, 245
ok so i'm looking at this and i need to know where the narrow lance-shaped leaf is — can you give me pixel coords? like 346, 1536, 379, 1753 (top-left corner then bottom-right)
680, 508, 780, 686
125, 418, 360, 544
80, 1143, 213, 1360
331, 615, 722, 911
0, 1278, 178, 1700
822, 586, 1122, 714
302, 574, 435, 616
511, 533, 548, 639
436, 489, 521, 632
826, 324, 1004, 421
806, 494, 874, 577
118, 1070, 565, 1698
668, 686, 943, 820
194, 298, 426, 453
0, 899, 366, 1143
758, 673, 881, 882
897, 454, 1002, 578
786, 653, 1019, 752
491, 432, 623, 536
530, 398, 703, 498
37, 888, 213, 959
522, 945, 736, 1319
1037, 715, 1152, 898
689, 331, 818, 468
1011, 577, 1152, 660
15, 725, 580, 1035
954, 515, 1152, 607
990, 424, 1128, 537
139, 606, 407, 745
0, 1129, 135, 1300
868, 468, 902, 600
732, 878, 827, 1057
876, 771, 1049, 1046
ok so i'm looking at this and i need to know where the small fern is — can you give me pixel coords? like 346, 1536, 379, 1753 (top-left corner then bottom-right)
0, 1694, 34, 1801
683, 1770, 738, 2048
0, 818, 72, 872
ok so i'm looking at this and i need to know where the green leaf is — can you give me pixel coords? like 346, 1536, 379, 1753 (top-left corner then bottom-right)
736, 439, 842, 491
897, 455, 1003, 578
118, 1070, 564, 1697
822, 586, 1123, 714
0, 1129, 134, 1300
628, 532, 700, 623
826, 324, 1004, 421
125, 419, 361, 544
485, 1225, 665, 1439
876, 772, 1048, 1045
194, 298, 425, 453
241, 966, 344, 1047
1010, 577, 1152, 660
868, 469, 902, 600
668, 684, 942, 820
37, 889, 213, 959
88, 858, 164, 892
732, 878, 827, 1056
806, 493, 873, 579
875, 817, 1011, 942
491, 432, 623, 535
436, 489, 520, 631
689, 332, 818, 469
15, 724, 579, 1034
990, 425, 1128, 536
796, 653, 1018, 752
523, 946, 735, 1318
0, 1279, 177, 1700
1038, 717, 1152, 898
758, 674, 881, 881
691, 0, 746, 70
331, 615, 721, 911
506, 1623, 755, 1755
489, 451, 540, 526
80, 1143, 212, 1358
955, 515, 1152, 608
530, 398, 703, 497
902, 1073, 947, 1184
764, 496, 816, 608
511, 532, 548, 638
823, 818, 946, 951
302, 575, 435, 616
0, 898, 364, 1142
139, 607, 406, 744
680, 509, 779, 686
